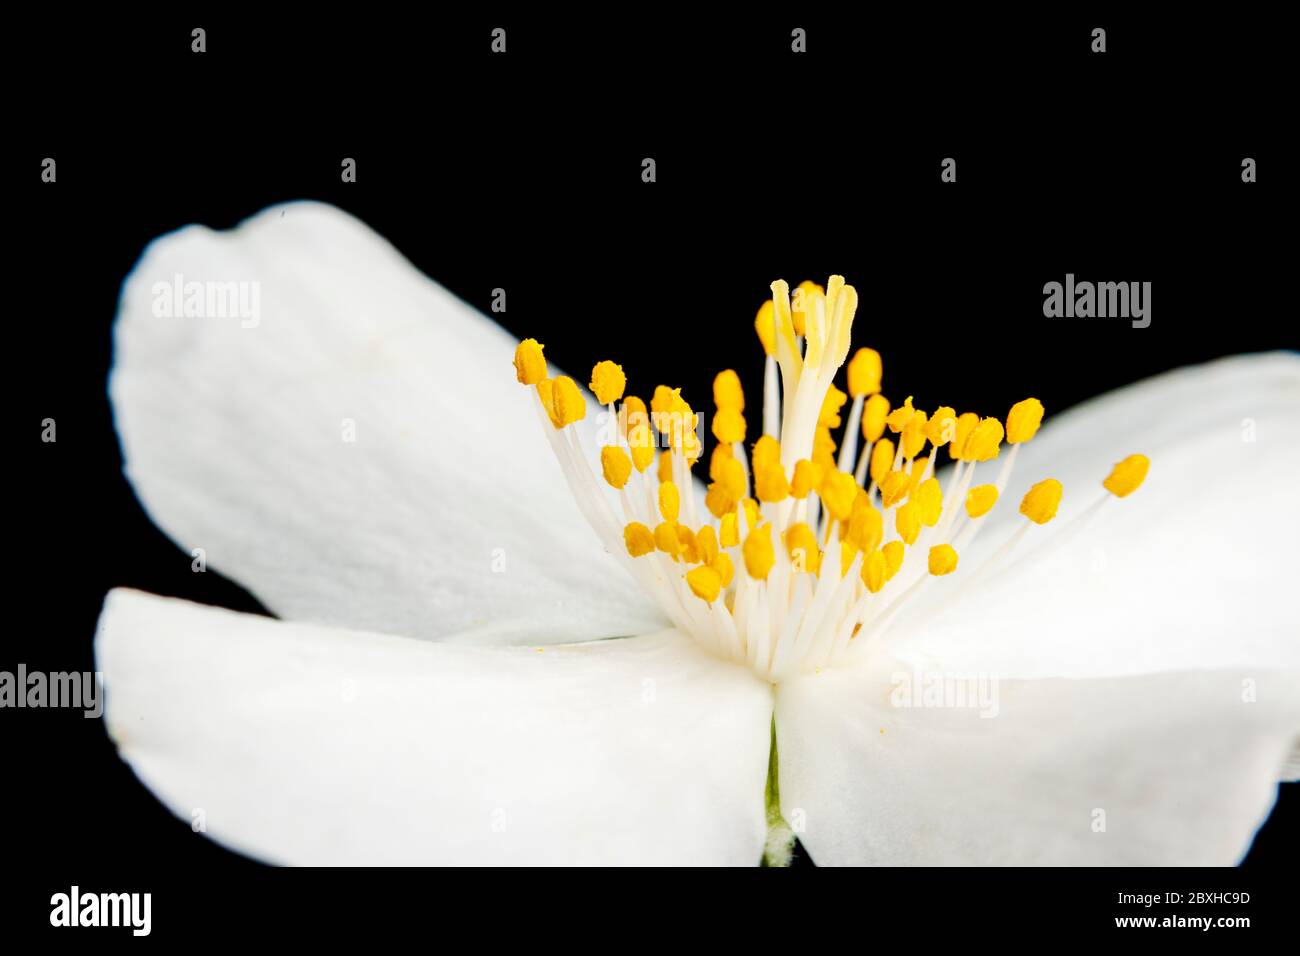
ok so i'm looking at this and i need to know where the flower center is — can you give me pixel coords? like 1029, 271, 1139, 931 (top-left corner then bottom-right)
514, 276, 1148, 682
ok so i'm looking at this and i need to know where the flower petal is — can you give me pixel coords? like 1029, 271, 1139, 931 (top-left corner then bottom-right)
97, 589, 772, 865
893, 353, 1300, 678
776, 658, 1300, 865
111, 202, 665, 645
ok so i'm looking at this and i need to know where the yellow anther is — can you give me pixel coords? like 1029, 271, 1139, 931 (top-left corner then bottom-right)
848, 495, 884, 552
697, 525, 719, 566
785, 522, 821, 574
657, 450, 674, 484
863, 394, 891, 443
720, 511, 739, 548
706, 453, 747, 517
713, 552, 735, 588
950, 412, 979, 460
880, 470, 911, 509
658, 481, 681, 522
839, 539, 859, 577
712, 407, 747, 444
536, 379, 560, 428
715, 455, 747, 499
964, 417, 1005, 462
1020, 478, 1063, 524
677, 524, 701, 564
925, 407, 957, 447
896, 501, 921, 545
791, 279, 824, 338
869, 437, 895, 485
621, 395, 647, 436
862, 549, 887, 594
912, 477, 943, 527
513, 338, 547, 385
623, 522, 655, 558
705, 482, 738, 519
707, 450, 748, 515
1007, 398, 1045, 444
743, 523, 776, 580
589, 360, 626, 405
545, 375, 586, 429
660, 390, 691, 426
630, 433, 655, 472
901, 409, 929, 460
654, 521, 680, 559
752, 434, 781, 466
626, 434, 655, 476
686, 565, 722, 604
650, 384, 675, 418
928, 543, 959, 576
713, 369, 745, 411
790, 459, 822, 498
600, 445, 633, 489
882, 540, 904, 580
754, 300, 776, 356
1103, 454, 1150, 498
741, 498, 760, 532
965, 483, 999, 518
812, 427, 838, 474
886, 396, 916, 433
819, 469, 859, 522
665, 391, 701, 459
622, 396, 655, 472
819, 384, 848, 429
620, 394, 648, 432
847, 347, 883, 397
709, 441, 733, 479
754, 458, 790, 503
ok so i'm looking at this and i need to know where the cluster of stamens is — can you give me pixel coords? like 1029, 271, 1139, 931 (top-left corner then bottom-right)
513, 277, 1148, 681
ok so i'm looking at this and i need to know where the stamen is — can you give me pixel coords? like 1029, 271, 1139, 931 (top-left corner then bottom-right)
513, 276, 1149, 680
600, 445, 632, 489
589, 360, 626, 406
658, 482, 680, 522
743, 523, 776, 580
545, 376, 585, 429
686, 565, 722, 604
1104, 454, 1151, 498
928, 544, 959, 576
965, 484, 999, 518
513, 338, 547, 385
1019, 478, 1064, 525
1006, 397, 1044, 444
624, 522, 655, 557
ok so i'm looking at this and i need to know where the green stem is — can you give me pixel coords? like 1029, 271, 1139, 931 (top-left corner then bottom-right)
760, 715, 795, 867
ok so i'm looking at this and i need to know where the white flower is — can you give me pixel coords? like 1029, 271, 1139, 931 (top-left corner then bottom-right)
98, 202, 1300, 866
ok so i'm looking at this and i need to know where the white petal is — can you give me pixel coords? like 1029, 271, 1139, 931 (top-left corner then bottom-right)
776, 658, 1300, 865
97, 589, 772, 865
1283, 741, 1300, 781
893, 353, 1300, 678
111, 202, 664, 645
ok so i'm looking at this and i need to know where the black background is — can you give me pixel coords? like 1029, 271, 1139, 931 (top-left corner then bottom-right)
7, 7, 1294, 941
